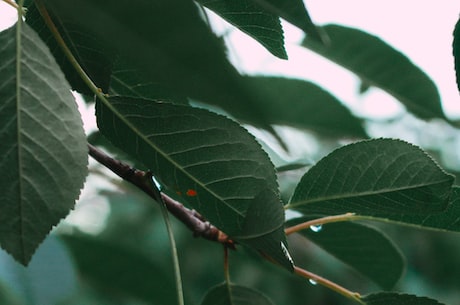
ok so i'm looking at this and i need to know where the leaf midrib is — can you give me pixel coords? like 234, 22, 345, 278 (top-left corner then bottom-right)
288, 179, 452, 208
104, 99, 246, 219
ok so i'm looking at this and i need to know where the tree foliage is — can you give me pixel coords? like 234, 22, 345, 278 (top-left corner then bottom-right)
0, 0, 460, 304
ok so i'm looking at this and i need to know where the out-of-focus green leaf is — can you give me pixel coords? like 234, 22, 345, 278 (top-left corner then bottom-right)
240, 76, 367, 138
201, 283, 276, 305
288, 139, 454, 219
453, 17, 460, 93
363, 292, 445, 305
0, 23, 87, 265
96, 97, 293, 270
61, 234, 178, 305
287, 217, 404, 289
303, 24, 444, 120
249, 0, 325, 43
26, 3, 114, 95
0, 280, 22, 305
39, 0, 271, 127
197, 0, 287, 59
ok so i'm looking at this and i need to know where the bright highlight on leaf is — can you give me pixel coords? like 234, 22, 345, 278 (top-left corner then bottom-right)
288, 139, 454, 222
0, 23, 87, 264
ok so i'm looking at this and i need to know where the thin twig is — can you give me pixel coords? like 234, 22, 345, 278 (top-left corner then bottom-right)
285, 213, 357, 235
87, 144, 235, 248
294, 266, 364, 304
3, 0, 18, 10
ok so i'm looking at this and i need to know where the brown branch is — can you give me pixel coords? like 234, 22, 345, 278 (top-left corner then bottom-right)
87, 144, 235, 248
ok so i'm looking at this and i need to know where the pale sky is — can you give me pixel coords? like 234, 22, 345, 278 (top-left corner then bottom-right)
1, 1, 460, 119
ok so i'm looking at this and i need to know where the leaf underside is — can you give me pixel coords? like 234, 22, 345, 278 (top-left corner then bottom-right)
197, 0, 287, 59
289, 139, 454, 222
303, 24, 444, 120
96, 97, 293, 270
0, 23, 87, 264
288, 217, 404, 289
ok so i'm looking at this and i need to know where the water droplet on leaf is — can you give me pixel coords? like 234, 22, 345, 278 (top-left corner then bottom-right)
309, 279, 317, 285
310, 224, 322, 232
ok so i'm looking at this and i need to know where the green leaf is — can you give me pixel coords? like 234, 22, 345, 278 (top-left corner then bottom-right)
288, 139, 454, 219
302, 24, 444, 120
60, 234, 178, 305
249, 0, 325, 43
286, 217, 404, 289
197, 0, 287, 59
0, 23, 87, 264
240, 76, 367, 138
363, 292, 445, 305
40, 0, 269, 127
201, 283, 275, 305
385, 186, 460, 232
26, 3, 115, 95
453, 16, 460, 93
96, 97, 293, 270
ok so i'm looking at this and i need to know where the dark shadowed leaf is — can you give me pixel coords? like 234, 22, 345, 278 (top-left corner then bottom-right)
249, 0, 325, 43
26, 3, 114, 95
0, 23, 87, 265
286, 217, 404, 289
303, 24, 444, 120
96, 97, 293, 270
363, 292, 445, 305
288, 139, 454, 220
201, 283, 276, 305
39, 0, 270, 128
453, 16, 460, 93
60, 234, 177, 305
197, 0, 287, 59
240, 76, 367, 138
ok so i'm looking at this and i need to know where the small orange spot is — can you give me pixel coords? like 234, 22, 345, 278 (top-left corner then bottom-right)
186, 189, 197, 197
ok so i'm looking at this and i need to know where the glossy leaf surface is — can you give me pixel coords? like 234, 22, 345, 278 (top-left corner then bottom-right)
197, 0, 287, 59
289, 139, 454, 220
201, 283, 275, 305
363, 292, 445, 305
287, 217, 404, 289
241, 76, 367, 138
96, 97, 292, 270
303, 24, 444, 120
0, 23, 87, 264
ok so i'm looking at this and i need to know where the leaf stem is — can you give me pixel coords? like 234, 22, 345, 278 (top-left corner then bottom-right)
224, 246, 231, 284
294, 266, 364, 304
285, 213, 357, 235
159, 197, 185, 305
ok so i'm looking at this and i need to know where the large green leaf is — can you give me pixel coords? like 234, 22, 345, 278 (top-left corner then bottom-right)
303, 24, 444, 120
96, 97, 293, 270
286, 217, 404, 289
249, 0, 325, 43
201, 283, 275, 305
363, 292, 445, 305
240, 76, 367, 138
288, 139, 454, 220
0, 23, 87, 264
197, 0, 287, 59
60, 234, 178, 305
453, 16, 460, 93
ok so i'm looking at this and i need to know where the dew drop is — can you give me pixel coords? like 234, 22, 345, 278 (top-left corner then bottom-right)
151, 176, 162, 190
309, 224, 322, 232
309, 279, 317, 285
